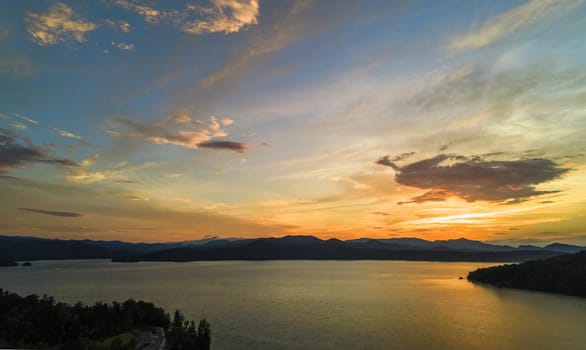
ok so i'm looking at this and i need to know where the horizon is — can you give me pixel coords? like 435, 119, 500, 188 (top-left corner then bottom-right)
1, 0, 586, 246
3, 232, 584, 249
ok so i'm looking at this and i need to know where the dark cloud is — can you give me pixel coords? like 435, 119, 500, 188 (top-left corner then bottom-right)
375, 155, 400, 171
0, 129, 78, 171
18, 207, 84, 218
375, 152, 415, 171
378, 153, 570, 204
371, 211, 390, 216
398, 189, 452, 205
198, 140, 248, 153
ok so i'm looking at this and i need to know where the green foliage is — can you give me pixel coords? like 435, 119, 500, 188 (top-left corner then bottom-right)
468, 251, 586, 297
0, 289, 211, 349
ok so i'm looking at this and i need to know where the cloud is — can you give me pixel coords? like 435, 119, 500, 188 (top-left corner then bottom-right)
375, 155, 400, 171
18, 207, 83, 218
182, 0, 259, 35
377, 153, 570, 204
198, 140, 248, 153
11, 122, 28, 130
221, 118, 234, 126
376, 152, 416, 171
25, 2, 97, 46
113, 0, 161, 23
106, 19, 131, 32
119, 21, 131, 32
112, 115, 247, 152
197, 0, 313, 87
65, 158, 160, 184
450, 0, 580, 51
113, 0, 259, 35
112, 41, 135, 51
103, 129, 122, 137
53, 128, 82, 140
0, 128, 78, 171
66, 170, 107, 184
15, 114, 38, 124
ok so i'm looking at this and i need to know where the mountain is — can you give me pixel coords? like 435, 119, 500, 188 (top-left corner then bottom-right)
544, 243, 586, 254
2, 234, 584, 263
348, 237, 516, 252
431, 238, 515, 252
114, 236, 563, 263
0, 236, 132, 261
518, 245, 543, 251
82, 236, 245, 253
0, 235, 247, 261
468, 251, 586, 297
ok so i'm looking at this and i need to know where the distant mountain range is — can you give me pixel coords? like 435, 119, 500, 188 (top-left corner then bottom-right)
1, 234, 584, 264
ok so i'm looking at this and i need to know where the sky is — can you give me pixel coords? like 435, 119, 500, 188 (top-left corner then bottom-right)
1, 0, 585, 245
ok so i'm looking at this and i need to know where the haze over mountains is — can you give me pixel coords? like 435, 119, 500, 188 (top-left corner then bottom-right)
1, 235, 584, 264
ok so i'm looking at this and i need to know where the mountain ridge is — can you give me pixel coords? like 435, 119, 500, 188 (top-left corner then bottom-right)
1, 234, 584, 263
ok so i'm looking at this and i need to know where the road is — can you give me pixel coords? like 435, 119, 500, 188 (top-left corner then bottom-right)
136, 326, 166, 350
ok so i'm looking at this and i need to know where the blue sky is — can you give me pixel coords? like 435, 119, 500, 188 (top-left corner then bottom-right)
1, 0, 585, 244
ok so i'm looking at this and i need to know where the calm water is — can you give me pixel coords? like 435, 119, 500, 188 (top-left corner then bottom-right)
1, 260, 585, 350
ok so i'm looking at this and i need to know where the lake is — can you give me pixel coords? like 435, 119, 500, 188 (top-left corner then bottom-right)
1, 260, 585, 349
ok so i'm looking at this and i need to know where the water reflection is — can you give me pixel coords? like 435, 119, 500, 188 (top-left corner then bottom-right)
1, 260, 585, 350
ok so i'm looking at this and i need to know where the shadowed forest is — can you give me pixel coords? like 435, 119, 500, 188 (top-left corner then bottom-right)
468, 252, 586, 297
0, 288, 211, 349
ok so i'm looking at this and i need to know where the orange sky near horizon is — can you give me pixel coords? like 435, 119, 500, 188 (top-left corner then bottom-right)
1, 0, 585, 246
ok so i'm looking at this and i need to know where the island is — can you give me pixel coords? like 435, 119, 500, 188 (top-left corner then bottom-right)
0, 288, 211, 350
467, 251, 586, 297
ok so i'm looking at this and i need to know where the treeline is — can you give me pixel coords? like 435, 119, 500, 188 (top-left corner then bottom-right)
0, 289, 211, 349
0, 258, 18, 266
468, 251, 586, 297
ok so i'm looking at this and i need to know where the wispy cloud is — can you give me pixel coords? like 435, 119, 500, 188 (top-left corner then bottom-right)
25, 2, 97, 46
18, 207, 83, 218
65, 158, 161, 184
53, 128, 82, 140
10, 122, 28, 130
198, 0, 313, 87
112, 115, 247, 152
15, 114, 39, 124
450, 0, 581, 51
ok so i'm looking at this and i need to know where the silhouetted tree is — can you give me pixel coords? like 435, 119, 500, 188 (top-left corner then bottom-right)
0, 289, 210, 349
468, 251, 586, 297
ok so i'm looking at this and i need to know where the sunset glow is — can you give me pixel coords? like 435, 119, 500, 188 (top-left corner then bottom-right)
1, 0, 585, 245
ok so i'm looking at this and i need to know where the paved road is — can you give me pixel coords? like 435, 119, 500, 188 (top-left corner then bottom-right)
136, 327, 166, 350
